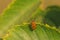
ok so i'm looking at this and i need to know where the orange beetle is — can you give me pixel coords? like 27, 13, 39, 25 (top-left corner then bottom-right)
31, 20, 36, 30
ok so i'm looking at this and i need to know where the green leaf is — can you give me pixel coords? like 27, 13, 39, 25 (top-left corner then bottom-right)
0, 0, 40, 37
4, 24, 60, 40
44, 5, 60, 28
0, 0, 60, 40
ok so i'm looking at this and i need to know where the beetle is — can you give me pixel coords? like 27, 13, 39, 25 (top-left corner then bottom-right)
31, 20, 36, 30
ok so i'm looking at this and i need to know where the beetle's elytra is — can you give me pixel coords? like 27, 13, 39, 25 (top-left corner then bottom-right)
31, 21, 36, 30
